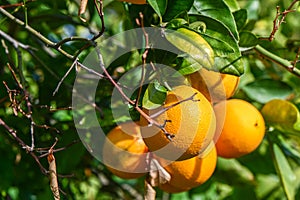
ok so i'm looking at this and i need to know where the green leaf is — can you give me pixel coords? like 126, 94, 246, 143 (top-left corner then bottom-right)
277, 134, 300, 162
142, 81, 167, 109
272, 143, 297, 200
239, 31, 259, 47
148, 0, 167, 19
233, 9, 248, 31
224, 0, 240, 11
201, 34, 235, 57
163, 0, 194, 21
191, 0, 239, 40
214, 54, 244, 76
256, 174, 283, 199
189, 14, 239, 52
164, 27, 214, 70
176, 56, 203, 75
243, 79, 293, 104
216, 158, 255, 185
188, 14, 244, 75
53, 110, 72, 121
166, 18, 189, 29
261, 99, 300, 136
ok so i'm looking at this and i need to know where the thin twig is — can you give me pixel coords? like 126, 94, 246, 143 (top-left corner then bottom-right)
38, 140, 80, 158
150, 93, 199, 119
260, 0, 299, 41
7, 61, 35, 150
53, 59, 78, 96
54, 37, 91, 49
0, 0, 35, 8
292, 47, 300, 68
0, 118, 48, 174
0, 7, 74, 59
0, 30, 36, 50
135, 12, 149, 108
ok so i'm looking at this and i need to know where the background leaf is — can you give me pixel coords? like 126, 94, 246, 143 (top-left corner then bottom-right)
233, 9, 248, 31
261, 99, 300, 136
242, 79, 293, 104
239, 31, 259, 47
272, 143, 297, 200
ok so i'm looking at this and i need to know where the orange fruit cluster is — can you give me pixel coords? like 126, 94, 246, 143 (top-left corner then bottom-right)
102, 69, 266, 194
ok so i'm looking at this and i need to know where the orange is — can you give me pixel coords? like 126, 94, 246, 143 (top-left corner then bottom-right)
140, 85, 216, 161
157, 143, 217, 193
214, 99, 266, 158
119, 0, 146, 4
102, 122, 148, 179
188, 68, 240, 103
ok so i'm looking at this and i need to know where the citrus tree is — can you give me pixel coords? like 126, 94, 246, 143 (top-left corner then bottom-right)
0, 0, 300, 199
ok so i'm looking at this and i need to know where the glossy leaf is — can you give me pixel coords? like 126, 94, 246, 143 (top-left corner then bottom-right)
166, 18, 189, 29
176, 56, 202, 75
214, 54, 244, 76
148, 0, 167, 19
163, 0, 194, 21
239, 31, 259, 47
224, 0, 240, 11
191, 0, 239, 40
261, 99, 300, 136
189, 14, 239, 52
188, 14, 244, 75
243, 79, 293, 104
164, 27, 214, 70
233, 9, 248, 31
142, 81, 167, 109
272, 143, 297, 200
197, 34, 235, 57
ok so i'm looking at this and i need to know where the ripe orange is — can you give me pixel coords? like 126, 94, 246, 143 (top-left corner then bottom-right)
188, 68, 240, 103
214, 99, 266, 158
157, 143, 217, 193
119, 0, 146, 4
102, 122, 148, 179
140, 85, 216, 161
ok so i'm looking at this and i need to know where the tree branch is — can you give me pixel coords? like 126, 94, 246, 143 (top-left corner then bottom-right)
260, 0, 299, 41
254, 45, 300, 77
